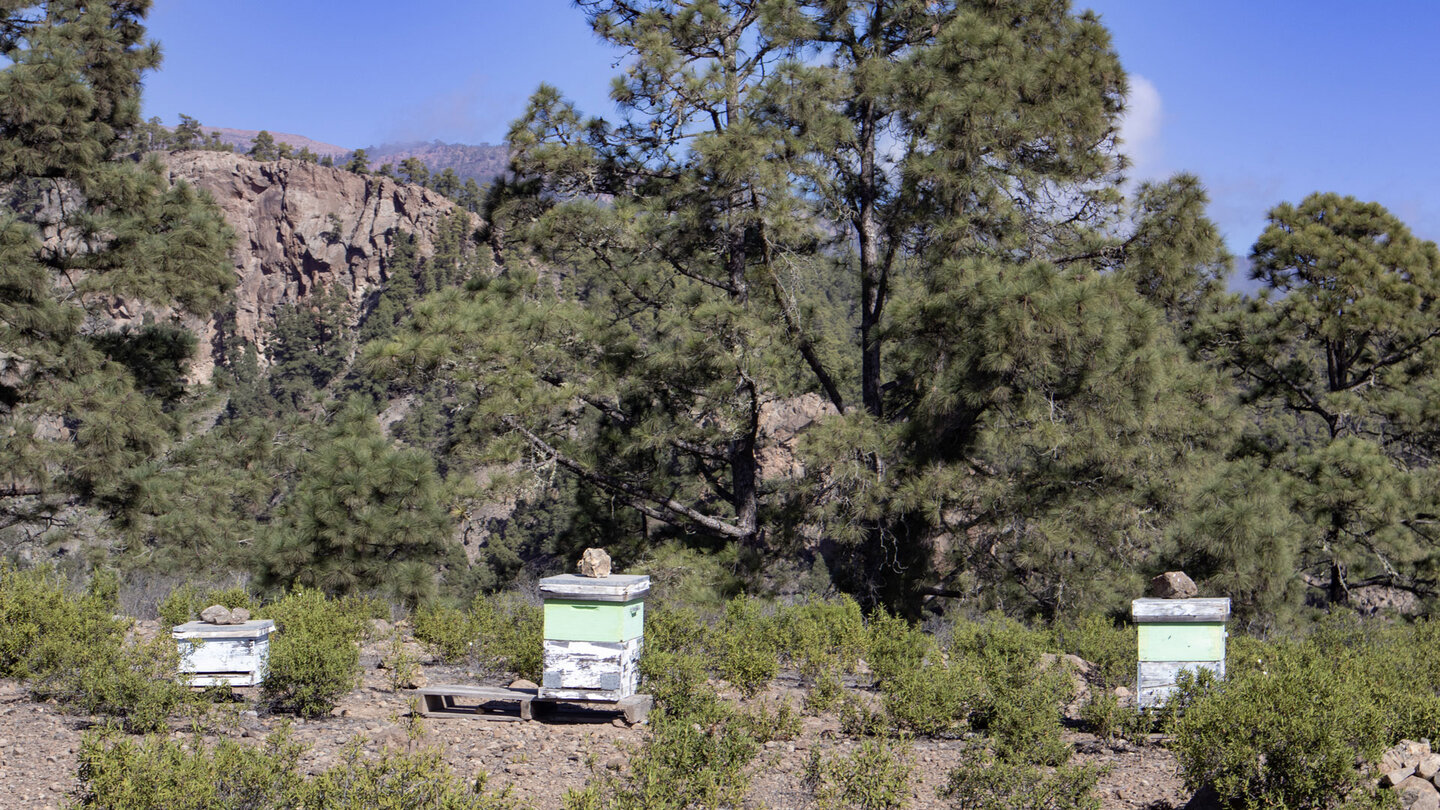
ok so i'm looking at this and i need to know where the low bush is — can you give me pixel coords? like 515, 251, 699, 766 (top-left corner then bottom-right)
776, 595, 867, 679
1052, 612, 1134, 689
866, 610, 935, 690
713, 596, 780, 697
0, 564, 193, 733
72, 727, 524, 809
74, 725, 306, 808
951, 617, 1073, 765
413, 603, 479, 663
258, 588, 365, 718
601, 710, 760, 809
805, 737, 914, 810
879, 656, 980, 737
1170, 637, 1397, 810
469, 592, 542, 682
941, 745, 1107, 810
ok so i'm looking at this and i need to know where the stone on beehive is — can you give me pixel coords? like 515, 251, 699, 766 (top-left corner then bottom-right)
579, 547, 612, 578
1148, 571, 1198, 599
200, 604, 233, 624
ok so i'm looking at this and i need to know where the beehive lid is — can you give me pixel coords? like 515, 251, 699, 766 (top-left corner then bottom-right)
1131, 597, 1230, 623
172, 619, 277, 640
539, 574, 650, 602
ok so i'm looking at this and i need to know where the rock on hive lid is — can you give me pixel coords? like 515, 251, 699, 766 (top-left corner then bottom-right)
538, 573, 650, 602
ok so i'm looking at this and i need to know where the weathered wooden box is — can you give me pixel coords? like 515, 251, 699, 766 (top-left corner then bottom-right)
538, 574, 649, 702
1131, 597, 1229, 709
173, 619, 276, 687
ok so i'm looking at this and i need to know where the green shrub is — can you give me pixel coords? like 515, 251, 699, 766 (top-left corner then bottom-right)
1052, 613, 1134, 689
867, 610, 934, 689
738, 699, 802, 742
880, 656, 980, 737
603, 710, 760, 809
713, 596, 780, 697
36, 635, 192, 734
74, 726, 305, 808
469, 591, 542, 681
413, 604, 479, 663
804, 666, 845, 714
204, 585, 257, 614
1170, 640, 1395, 810
258, 588, 364, 717
776, 595, 867, 678
643, 648, 724, 723
1078, 690, 1141, 746
941, 745, 1107, 810
0, 564, 194, 732
73, 727, 524, 809
303, 740, 522, 809
951, 618, 1072, 765
157, 583, 205, 629
805, 737, 914, 810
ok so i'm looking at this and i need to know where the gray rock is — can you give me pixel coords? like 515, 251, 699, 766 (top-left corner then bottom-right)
1148, 571, 1198, 599
579, 547, 612, 578
200, 604, 233, 625
509, 679, 539, 690
1385, 767, 1418, 788
1419, 754, 1440, 780
227, 607, 251, 624
1396, 776, 1440, 810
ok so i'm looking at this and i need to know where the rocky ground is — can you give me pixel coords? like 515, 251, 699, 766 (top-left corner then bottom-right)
0, 623, 1196, 810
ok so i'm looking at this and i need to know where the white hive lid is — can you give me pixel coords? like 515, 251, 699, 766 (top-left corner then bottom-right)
1130, 597, 1231, 623
539, 574, 651, 602
172, 619, 277, 640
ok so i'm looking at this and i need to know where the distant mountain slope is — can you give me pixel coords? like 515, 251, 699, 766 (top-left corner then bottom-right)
361, 141, 509, 184
206, 127, 351, 158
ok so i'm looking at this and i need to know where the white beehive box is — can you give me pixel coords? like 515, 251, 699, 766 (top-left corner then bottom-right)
1131, 597, 1230, 709
537, 574, 649, 702
173, 619, 276, 687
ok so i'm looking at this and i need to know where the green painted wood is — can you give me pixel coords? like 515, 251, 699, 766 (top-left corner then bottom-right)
1138, 623, 1225, 662
543, 598, 644, 642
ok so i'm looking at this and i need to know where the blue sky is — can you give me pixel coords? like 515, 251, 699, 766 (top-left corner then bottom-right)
139, 1, 1440, 265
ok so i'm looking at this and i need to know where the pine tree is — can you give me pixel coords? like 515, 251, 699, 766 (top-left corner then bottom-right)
0, 1, 234, 525
171, 114, 202, 150
248, 130, 277, 160
255, 399, 458, 606
343, 148, 369, 174
1197, 193, 1440, 609
398, 157, 428, 187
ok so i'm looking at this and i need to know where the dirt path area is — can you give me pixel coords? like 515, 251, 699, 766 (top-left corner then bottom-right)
0, 631, 1195, 810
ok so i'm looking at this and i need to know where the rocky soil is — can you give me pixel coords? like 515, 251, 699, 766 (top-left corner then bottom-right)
0, 622, 1201, 810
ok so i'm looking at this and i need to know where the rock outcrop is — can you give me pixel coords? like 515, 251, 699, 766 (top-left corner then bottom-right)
161, 151, 480, 381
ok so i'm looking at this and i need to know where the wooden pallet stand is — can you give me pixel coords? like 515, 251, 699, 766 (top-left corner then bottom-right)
413, 684, 652, 725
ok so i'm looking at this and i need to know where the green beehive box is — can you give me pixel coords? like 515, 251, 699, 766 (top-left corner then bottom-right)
1131, 597, 1230, 709
538, 574, 650, 701
544, 598, 644, 643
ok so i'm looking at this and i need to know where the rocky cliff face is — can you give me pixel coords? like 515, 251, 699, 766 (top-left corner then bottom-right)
161, 151, 477, 380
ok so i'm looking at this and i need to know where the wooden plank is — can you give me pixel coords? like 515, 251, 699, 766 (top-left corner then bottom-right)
538, 574, 651, 602
172, 620, 276, 640
1130, 598, 1231, 623
1136, 659, 1225, 709
1137, 624, 1226, 662
413, 685, 536, 720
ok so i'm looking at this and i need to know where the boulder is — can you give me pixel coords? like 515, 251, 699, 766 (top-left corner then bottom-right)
200, 604, 233, 625
579, 547, 612, 578
1395, 776, 1440, 810
1385, 768, 1418, 788
1148, 571, 1198, 599
227, 607, 251, 624
509, 679, 539, 691
1418, 754, 1440, 781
